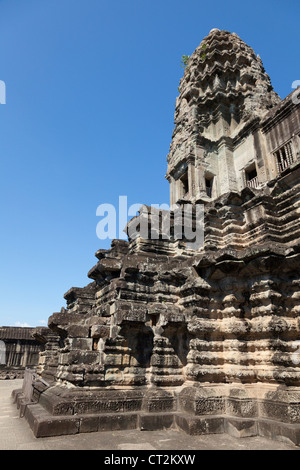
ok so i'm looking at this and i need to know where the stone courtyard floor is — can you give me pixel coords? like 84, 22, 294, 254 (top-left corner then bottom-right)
0, 379, 298, 452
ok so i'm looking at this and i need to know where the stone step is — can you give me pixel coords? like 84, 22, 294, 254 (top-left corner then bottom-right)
21, 400, 300, 447
24, 403, 176, 438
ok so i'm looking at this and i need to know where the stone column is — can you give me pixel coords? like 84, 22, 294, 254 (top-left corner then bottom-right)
169, 175, 177, 207
22, 347, 29, 367
217, 140, 238, 194
187, 156, 196, 198
175, 178, 182, 201
194, 144, 208, 199
196, 164, 207, 199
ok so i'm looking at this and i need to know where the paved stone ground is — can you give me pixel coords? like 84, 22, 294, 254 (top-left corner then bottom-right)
0, 379, 298, 451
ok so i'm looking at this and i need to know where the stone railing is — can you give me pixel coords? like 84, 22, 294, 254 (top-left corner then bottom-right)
247, 176, 259, 189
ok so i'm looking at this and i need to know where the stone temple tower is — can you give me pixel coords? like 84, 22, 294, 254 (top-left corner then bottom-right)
14, 30, 300, 446
167, 28, 281, 204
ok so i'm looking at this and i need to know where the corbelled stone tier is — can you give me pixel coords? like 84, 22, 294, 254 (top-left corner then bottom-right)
40, 165, 300, 390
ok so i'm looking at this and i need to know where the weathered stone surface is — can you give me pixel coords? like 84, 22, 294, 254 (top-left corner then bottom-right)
139, 413, 175, 431
90, 325, 109, 339
224, 417, 258, 439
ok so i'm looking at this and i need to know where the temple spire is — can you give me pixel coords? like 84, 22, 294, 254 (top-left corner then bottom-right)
166, 29, 280, 204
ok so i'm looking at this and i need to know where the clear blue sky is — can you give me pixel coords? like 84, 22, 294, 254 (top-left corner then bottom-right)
0, 0, 299, 327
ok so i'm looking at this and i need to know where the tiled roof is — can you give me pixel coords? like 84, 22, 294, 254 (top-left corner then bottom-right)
0, 327, 36, 340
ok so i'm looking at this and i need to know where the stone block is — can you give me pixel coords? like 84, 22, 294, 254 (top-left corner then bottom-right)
39, 389, 74, 416
195, 397, 226, 415
259, 399, 290, 423
175, 413, 225, 435
178, 386, 226, 416
79, 415, 100, 433
25, 404, 80, 438
224, 417, 258, 438
226, 398, 258, 418
142, 389, 175, 412
139, 413, 175, 431
69, 338, 93, 349
97, 413, 138, 432
66, 325, 90, 338
60, 351, 100, 365
90, 325, 110, 338
71, 389, 143, 415
115, 309, 147, 324
258, 419, 300, 447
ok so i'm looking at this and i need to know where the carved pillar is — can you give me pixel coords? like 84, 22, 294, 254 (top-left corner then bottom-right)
169, 175, 176, 207
187, 156, 196, 198
217, 140, 238, 194
196, 164, 207, 198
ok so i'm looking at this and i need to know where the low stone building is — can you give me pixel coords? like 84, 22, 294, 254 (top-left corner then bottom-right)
14, 29, 300, 446
0, 327, 42, 378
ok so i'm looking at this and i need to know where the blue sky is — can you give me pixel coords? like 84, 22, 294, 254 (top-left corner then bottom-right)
0, 0, 299, 327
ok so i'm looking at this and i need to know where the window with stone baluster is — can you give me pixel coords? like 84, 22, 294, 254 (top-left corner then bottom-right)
243, 163, 258, 189
274, 140, 295, 173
